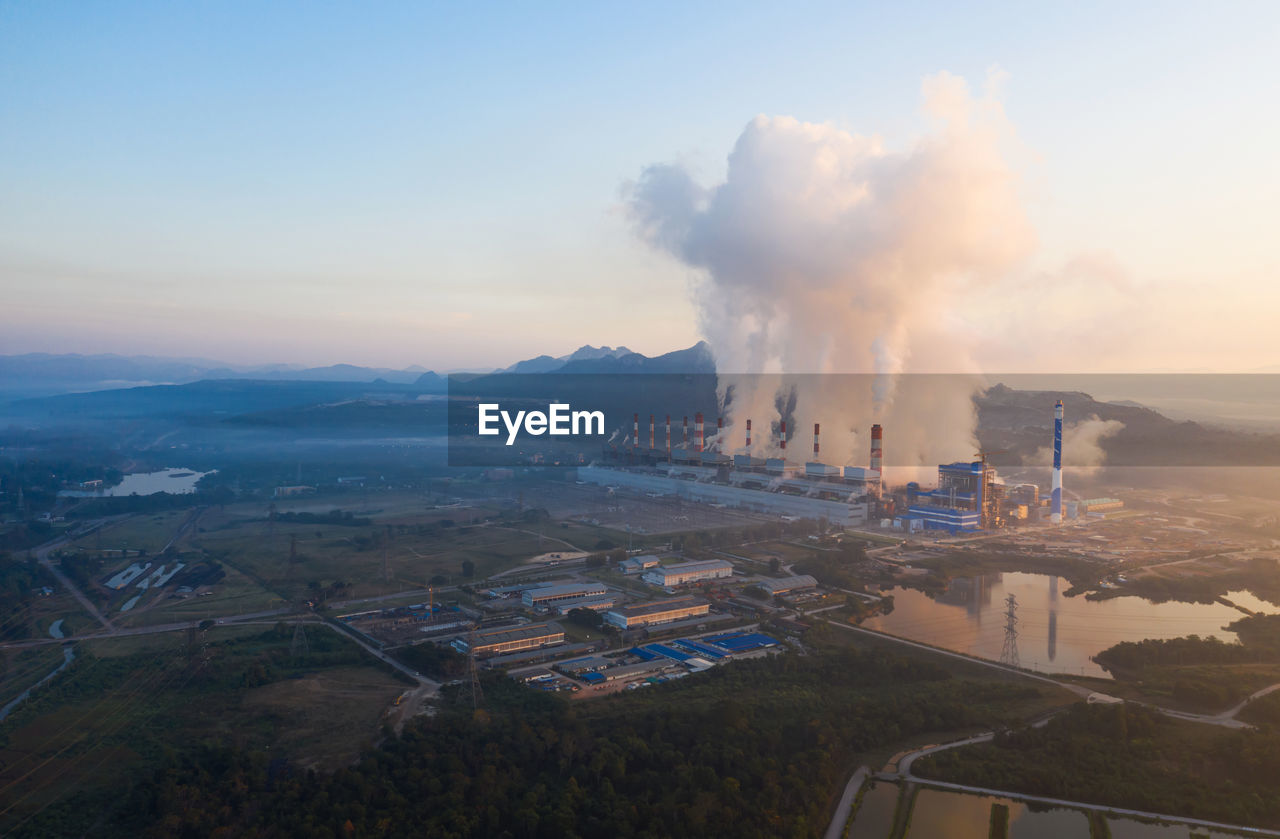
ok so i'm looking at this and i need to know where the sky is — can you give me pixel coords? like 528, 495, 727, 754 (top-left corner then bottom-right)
1, 1, 1277, 371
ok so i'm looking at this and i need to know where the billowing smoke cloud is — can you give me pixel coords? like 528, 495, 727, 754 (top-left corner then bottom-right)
1030, 416, 1126, 473
625, 72, 1034, 480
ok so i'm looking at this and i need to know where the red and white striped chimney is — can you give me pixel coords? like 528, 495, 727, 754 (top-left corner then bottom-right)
695, 413, 704, 453
870, 424, 883, 475
745, 419, 752, 449
665, 415, 671, 454
780, 421, 787, 452
648, 414, 655, 450
813, 423, 820, 458
716, 416, 723, 452
633, 413, 639, 450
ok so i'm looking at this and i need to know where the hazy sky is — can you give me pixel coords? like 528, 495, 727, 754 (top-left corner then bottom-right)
2, 1, 1277, 371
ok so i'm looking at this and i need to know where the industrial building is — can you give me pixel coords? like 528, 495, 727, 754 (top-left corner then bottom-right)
522, 582, 608, 608
619, 555, 661, 575
553, 595, 616, 614
581, 415, 882, 526
451, 622, 565, 657
1080, 498, 1124, 515
757, 574, 818, 595
579, 464, 872, 526
641, 559, 733, 587
603, 596, 710, 629
589, 401, 1072, 533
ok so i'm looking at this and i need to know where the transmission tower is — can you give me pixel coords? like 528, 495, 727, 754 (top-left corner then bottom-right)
999, 594, 1020, 668
291, 623, 310, 659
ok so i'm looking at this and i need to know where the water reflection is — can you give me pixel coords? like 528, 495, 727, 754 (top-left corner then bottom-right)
847, 781, 898, 838
905, 788, 1088, 839
862, 572, 1273, 678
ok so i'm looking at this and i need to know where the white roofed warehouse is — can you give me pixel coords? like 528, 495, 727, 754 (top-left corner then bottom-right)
641, 559, 733, 588
451, 622, 565, 658
757, 575, 818, 595
603, 597, 710, 629
521, 583, 608, 608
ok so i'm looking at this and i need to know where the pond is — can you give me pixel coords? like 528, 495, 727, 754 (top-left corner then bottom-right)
58, 467, 214, 497
861, 572, 1273, 677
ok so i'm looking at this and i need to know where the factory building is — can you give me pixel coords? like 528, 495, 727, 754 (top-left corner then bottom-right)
522, 582, 608, 608
757, 574, 818, 595
619, 555, 661, 575
452, 622, 565, 657
603, 596, 710, 629
1080, 498, 1124, 514
553, 595, 617, 614
579, 465, 871, 527
641, 559, 733, 587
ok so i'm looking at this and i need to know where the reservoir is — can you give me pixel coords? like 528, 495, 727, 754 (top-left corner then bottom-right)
861, 572, 1274, 678
58, 467, 213, 497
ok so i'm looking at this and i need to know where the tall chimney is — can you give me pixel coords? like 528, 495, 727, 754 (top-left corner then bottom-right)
870, 424, 883, 475
633, 413, 639, 451
665, 414, 671, 454
717, 416, 724, 452
780, 421, 787, 452
1052, 400, 1064, 524
745, 419, 752, 449
695, 413, 704, 453
683, 415, 689, 447
813, 422, 820, 458
649, 414, 655, 451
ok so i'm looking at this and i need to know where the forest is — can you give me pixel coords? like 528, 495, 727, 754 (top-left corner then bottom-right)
1090, 614, 1280, 710
916, 702, 1280, 828
26, 643, 1045, 838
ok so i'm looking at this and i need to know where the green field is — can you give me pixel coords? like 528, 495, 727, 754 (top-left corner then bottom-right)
0, 623, 408, 835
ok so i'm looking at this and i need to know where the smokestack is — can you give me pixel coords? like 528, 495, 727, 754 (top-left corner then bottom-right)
1051, 400, 1063, 524
665, 414, 671, 454
813, 423, 820, 458
745, 419, 752, 449
649, 414, 655, 451
633, 413, 640, 450
695, 413, 704, 453
683, 415, 689, 447
870, 424, 883, 475
780, 421, 787, 452
717, 416, 724, 452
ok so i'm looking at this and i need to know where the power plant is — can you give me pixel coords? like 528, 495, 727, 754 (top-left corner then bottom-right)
582, 401, 1069, 533
1051, 399, 1064, 524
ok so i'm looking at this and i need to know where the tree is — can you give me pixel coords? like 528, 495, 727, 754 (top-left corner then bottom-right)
566, 608, 603, 630
461, 559, 476, 578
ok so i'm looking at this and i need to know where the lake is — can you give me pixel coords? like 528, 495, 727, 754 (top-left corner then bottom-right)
59, 467, 214, 498
861, 572, 1275, 678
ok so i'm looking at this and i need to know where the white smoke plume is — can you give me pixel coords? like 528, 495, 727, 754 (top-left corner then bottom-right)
625, 72, 1034, 481
1030, 416, 1126, 474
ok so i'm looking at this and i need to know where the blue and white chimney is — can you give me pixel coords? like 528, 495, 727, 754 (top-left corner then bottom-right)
1051, 400, 1064, 524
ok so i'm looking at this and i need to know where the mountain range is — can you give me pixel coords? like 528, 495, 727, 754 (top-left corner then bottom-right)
0, 344, 718, 400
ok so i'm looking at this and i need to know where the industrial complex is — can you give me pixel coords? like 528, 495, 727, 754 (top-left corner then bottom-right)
581, 402, 1084, 534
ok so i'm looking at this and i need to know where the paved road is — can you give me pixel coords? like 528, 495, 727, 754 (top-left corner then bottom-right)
1215, 681, 1280, 721
34, 533, 116, 632
823, 765, 869, 839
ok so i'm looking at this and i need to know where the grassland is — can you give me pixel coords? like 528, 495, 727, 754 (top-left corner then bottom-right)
0, 623, 408, 835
